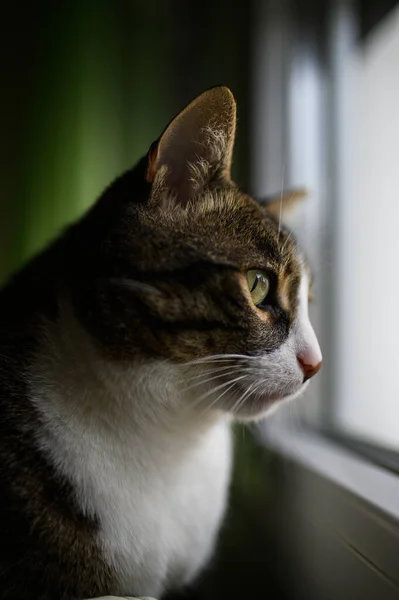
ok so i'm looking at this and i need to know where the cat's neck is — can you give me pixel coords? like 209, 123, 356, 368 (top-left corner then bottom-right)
26, 301, 233, 597
29, 301, 227, 446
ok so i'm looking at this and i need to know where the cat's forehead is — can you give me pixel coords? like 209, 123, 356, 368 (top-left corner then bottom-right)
142, 186, 303, 276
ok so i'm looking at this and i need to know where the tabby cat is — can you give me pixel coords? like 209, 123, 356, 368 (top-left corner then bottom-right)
0, 87, 321, 600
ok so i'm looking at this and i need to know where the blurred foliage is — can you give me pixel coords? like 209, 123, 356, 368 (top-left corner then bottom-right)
0, 2, 173, 280
0, 0, 251, 284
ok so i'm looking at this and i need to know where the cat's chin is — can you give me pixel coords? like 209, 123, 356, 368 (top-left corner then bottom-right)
227, 382, 309, 421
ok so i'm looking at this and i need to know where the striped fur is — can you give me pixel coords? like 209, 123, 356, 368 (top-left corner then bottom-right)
0, 87, 321, 599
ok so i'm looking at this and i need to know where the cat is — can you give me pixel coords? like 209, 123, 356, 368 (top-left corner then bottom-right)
0, 86, 322, 600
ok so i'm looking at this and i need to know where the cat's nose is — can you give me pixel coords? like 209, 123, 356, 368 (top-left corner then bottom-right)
297, 353, 322, 381
296, 319, 322, 381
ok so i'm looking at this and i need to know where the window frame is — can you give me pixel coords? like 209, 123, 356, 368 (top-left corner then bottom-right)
252, 4, 399, 593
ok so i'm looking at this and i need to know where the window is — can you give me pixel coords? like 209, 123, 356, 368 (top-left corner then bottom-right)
334, 5, 399, 452
255, 0, 399, 459
254, 3, 399, 595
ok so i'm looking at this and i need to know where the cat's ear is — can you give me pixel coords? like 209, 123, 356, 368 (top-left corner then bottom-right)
259, 188, 307, 219
146, 86, 236, 206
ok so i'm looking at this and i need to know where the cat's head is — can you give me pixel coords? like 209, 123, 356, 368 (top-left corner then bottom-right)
71, 86, 322, 420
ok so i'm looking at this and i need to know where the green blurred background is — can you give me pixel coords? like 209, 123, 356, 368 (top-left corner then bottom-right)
0, 0, 251, 284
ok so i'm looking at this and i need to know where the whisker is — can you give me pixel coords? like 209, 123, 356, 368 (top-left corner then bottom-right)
183, 353, 255, 367
231, 380, 261, 414
197, 382, 239, 418
185, 374, 248, 414
181, 369, 239, 392
229, 381, 257, 413
180, 364, 263, 386
194, 374, 247, 404
178, 364, 242, 384
197, 376, 251, 418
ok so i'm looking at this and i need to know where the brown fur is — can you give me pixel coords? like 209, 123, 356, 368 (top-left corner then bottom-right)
70, 178, 302, 364
0, 87, 304, 599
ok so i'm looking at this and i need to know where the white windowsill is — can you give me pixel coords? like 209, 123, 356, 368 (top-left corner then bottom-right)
259, 414, 399, 523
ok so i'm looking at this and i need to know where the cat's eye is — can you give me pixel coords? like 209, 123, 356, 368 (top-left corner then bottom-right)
247, 270, 270, 306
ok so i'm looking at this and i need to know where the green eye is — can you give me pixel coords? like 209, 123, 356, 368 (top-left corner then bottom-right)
247, 270, 270, 306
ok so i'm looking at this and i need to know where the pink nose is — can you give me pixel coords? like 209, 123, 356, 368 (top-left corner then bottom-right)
297, 355, 322, 381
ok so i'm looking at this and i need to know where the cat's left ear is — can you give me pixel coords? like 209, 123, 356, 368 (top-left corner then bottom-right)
259, 188, 307, 219
146, 86, 236, 206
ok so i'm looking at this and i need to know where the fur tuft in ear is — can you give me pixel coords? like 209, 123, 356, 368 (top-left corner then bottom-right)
258, 188, 308, 219
146, 86, 236, 206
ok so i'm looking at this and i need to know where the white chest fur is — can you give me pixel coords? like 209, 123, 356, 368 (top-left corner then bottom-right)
30, 324, 232, 598
96, 416, 232, 597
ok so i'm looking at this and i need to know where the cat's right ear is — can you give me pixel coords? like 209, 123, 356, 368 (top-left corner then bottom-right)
146, 86, 236, 207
